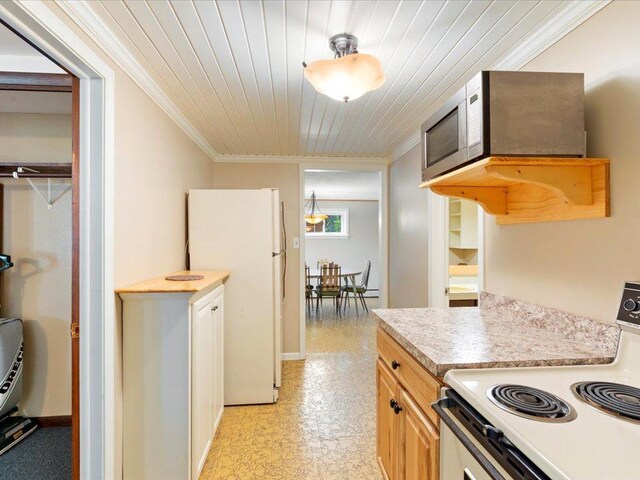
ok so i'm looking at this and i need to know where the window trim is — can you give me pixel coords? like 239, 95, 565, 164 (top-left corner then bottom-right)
305, 208, 350, 238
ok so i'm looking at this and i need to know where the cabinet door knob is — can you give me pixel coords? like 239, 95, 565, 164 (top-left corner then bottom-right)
389, 399, 402, 414
391, 360, 400, 370
211, 305, 219, 311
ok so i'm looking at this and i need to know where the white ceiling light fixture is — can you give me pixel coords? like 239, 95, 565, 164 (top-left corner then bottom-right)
303, 33, 385, 103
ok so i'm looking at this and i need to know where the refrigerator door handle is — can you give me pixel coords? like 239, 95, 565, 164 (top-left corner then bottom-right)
280, 201, 286, 299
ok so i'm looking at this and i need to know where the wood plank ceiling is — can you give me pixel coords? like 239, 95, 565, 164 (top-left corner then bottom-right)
81, 0, 586, 157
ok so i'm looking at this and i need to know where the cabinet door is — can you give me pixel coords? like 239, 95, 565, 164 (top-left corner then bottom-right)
211, 292, 224, 434
192, 301, 212, 478
377, 359, 399, 480
398, 388, 439, 480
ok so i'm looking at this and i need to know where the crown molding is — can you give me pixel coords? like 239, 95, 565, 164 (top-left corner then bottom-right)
491, 0, 610, 71
391, 130, 421, 163
390, 0, 610, 162
215, 154, 390, 166
56, 0, 219, 161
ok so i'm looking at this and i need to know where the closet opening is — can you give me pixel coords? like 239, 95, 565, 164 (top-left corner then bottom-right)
0, 22, 79, 480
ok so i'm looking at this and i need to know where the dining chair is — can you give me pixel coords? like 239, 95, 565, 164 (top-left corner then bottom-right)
305, 264, 314, 316
315, 263, 342, 314
342, 260, 372, 313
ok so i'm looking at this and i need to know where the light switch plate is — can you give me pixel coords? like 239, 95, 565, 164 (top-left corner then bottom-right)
293, 237, 300, 249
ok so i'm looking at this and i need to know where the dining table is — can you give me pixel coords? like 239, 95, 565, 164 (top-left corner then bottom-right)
308, 267, 362, 314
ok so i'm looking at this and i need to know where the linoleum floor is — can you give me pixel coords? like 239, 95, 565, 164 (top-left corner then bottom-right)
200, 298, 382, 480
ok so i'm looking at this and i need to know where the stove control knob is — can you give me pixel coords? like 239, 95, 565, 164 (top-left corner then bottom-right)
623, 298, 639, 313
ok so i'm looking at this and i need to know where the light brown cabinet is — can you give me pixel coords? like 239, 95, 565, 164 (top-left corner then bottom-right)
398, 389, 439, 480
377, 359, 398, 479
376, 328, 442, 480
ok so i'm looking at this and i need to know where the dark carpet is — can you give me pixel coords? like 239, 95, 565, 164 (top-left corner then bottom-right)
0, 426, 71, 480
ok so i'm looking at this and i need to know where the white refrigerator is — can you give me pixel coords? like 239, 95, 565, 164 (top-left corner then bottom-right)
188, 189, 284, 405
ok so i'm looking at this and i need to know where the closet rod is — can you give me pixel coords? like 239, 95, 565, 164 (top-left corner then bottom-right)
0, 163, 72, 178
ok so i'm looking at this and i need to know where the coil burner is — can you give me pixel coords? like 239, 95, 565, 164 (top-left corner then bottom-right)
571, 381, 640, 424
487, 384, 577, 423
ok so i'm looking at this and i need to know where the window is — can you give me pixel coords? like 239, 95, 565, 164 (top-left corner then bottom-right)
305, 209, 349, 238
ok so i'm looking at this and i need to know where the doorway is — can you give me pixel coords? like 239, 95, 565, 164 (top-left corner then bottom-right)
447, 198, 480, 307
299, 165, 388, 358
0, 4, 116, 478
304, 170, 382, 316
0, 23, 78, 479
427, 189, 484, 309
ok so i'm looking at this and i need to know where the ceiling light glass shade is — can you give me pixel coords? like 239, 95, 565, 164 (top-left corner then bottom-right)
304, 213, 328, 225
304, 53, 385, 103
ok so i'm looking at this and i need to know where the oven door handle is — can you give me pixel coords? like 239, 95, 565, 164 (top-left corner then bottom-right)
433, 397, 506, 480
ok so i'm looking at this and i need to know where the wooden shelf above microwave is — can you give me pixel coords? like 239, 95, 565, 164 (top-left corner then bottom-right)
419, 157, 610, 225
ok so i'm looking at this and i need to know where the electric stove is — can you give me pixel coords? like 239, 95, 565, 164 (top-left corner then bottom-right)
435, 282, 640, 480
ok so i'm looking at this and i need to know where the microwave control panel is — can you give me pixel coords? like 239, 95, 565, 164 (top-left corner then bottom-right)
617, 282, 640, 330
467, 88, 482, 153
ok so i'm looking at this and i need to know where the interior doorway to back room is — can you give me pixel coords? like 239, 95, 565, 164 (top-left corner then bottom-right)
447, 197, 481, 307
302, 169, 382, 323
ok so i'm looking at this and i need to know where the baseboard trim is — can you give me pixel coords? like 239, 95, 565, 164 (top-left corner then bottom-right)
282, 352, 305, 361
34, 415, 72, 428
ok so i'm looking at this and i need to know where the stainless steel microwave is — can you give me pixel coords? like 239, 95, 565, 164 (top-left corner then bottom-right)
421, 71, 585, 181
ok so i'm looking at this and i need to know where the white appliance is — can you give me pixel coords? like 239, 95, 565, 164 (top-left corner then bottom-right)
435, 283, 640, 480
188, 189, 285, 405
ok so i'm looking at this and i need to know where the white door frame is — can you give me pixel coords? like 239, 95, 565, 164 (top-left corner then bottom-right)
427, 190, 485, 308
0, 2, 116, 478
426, 191, 449, 308
298, 162, 389, 359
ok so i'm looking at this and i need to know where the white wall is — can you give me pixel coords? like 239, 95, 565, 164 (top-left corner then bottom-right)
102, 38, 216, 476
0, 112, 72, 417
305, 200, 379, 292
0, 112, 71, 163
484, 1, 640, 324
389, 145, 430, 307
0, 22, 65, 73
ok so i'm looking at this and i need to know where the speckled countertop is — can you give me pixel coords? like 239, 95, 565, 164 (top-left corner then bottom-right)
373, 292, 620, 378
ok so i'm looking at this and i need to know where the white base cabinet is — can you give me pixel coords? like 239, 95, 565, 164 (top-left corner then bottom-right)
121, 283, 225, 480
192, 287, 224, 477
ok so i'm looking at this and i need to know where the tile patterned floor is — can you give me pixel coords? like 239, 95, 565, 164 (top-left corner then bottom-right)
200, 298, 382, 480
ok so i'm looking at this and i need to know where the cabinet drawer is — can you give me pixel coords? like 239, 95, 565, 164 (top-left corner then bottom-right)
377, 328, 442, 428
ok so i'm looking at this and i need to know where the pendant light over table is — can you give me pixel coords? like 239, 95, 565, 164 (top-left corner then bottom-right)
304, 191, 328, 225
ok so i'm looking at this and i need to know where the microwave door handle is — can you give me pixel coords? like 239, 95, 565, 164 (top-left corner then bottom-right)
432, 398, 506, 480
458, 97, 467, 152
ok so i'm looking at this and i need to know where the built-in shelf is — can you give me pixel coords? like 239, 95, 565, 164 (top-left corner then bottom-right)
420, 157, 610, 225
449, 265, 478, 277
0, 162, 72, 178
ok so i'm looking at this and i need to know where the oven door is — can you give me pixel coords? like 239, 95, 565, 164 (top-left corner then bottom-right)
433, 388, 551, 480
421, 85, 467, 181
439, 408, 511, 480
